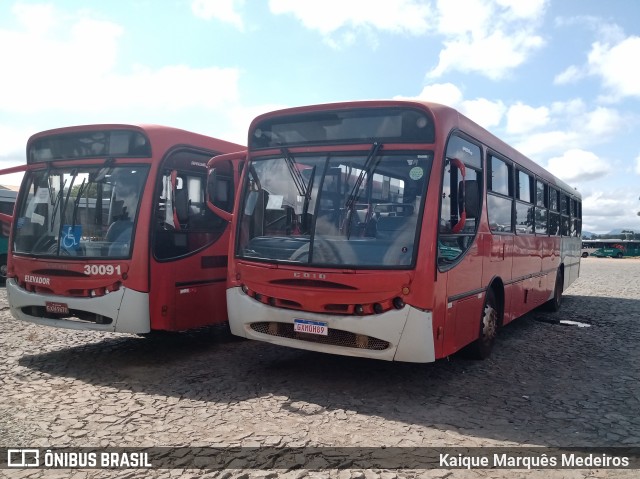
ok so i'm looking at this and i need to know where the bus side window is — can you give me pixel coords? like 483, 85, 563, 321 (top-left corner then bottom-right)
438, 134, 482, 267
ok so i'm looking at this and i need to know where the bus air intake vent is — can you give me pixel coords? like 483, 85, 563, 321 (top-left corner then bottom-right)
269, 279, 357, 290
21, 306, 113, 325
250, 322, 389, 351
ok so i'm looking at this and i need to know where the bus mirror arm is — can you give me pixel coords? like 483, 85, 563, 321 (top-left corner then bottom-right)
450, 158, 466, 234
206, 168, 233, 222
206, 197, 233, 222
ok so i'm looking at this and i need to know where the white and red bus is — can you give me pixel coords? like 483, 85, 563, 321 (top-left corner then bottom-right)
217, 100, 582, 362
3, 124, 244, 333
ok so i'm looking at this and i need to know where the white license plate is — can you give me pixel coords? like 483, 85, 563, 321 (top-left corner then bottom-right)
294, 319, 328, 336
46, 301, 69, 315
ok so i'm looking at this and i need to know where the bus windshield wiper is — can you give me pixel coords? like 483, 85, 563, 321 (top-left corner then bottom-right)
282, 148, 308, 200
343, 142, 383, 238
344, 142, 383, 212
71, 178, 87, 228
49, 176, 67, 231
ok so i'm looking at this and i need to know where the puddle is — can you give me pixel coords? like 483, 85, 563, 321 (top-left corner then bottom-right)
534, 317, 592, 327
558, 320, 591, 328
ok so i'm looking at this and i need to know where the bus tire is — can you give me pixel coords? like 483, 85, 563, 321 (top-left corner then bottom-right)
467, 289, 498, 360
0, 254, 6, 284
544, 269, 563, 312
616, 252, 623, 259
581, 252, 588, 258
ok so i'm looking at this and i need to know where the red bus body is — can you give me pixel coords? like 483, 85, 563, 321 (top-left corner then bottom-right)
4, 124, 244, 333
225, 101, 581, 362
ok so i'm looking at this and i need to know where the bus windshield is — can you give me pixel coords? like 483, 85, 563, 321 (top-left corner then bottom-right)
237, 151, 432, 268
13, 165, 149, 258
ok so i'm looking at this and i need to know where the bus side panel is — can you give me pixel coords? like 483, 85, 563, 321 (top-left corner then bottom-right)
511, 235, 542, 284
439, 237, 484, 357
174, 280, 227, 329
442, 294, 485, 356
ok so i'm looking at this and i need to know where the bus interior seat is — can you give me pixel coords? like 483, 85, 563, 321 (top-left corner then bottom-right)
175, 186, 189, 227
376, 204, 415, 240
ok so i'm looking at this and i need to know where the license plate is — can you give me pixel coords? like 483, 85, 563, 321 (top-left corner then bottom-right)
46, 301, 69, 315
294, 319, 328, 336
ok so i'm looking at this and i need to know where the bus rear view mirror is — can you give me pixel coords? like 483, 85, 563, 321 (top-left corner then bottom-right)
206, 168, 233, 222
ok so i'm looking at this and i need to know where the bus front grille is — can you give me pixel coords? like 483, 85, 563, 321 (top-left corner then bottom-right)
249, 322, 390, 351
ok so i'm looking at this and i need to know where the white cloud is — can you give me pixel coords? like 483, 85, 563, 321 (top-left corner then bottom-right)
635, 154, 640, 175
191, 0, 245, 30
427, 0, 547, 79
495, 0, 547, 19
582, 107, 625, 137
269, 0, 430, 41
429, 29, 544, 80
582, 189, 640, 233
515, 131, 579, 159
588, 36, 640, 100
0, 5, 241, 114
506, 102, 550, 134
398, 83, 505, 130
408, 83, 463, 106
510, 100, 624, 160
12, 2, 56, 33
461, 98, 506, 129
546, 149, 609, 183
266, 0, 546, 76
553, 65, 583, 85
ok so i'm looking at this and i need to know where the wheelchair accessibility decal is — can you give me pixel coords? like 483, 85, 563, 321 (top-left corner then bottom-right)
61, 225, 82, 252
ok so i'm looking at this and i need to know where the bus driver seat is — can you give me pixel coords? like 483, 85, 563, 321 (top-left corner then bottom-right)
106, 206, 133, 255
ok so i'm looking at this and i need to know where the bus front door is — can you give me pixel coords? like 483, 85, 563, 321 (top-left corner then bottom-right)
148, 152, 240, 332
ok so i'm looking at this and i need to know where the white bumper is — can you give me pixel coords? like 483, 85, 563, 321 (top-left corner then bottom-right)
227, 287, 435, 363
6, 278, 150, 333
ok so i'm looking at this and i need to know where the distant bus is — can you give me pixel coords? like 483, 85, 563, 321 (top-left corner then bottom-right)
581, 239, 640, 258
0, 189, 18, 281
3, 124, 243, 333
217, 100, 582, 363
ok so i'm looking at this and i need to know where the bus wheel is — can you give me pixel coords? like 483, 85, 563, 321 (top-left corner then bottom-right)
468, 289, 498, 360
544, 269, 563, 312
581, 252, 588, 258
616, 252, 623, 259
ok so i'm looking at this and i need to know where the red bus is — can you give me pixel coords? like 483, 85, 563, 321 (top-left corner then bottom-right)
3, 124, 244, 333
216, 100, 582, 362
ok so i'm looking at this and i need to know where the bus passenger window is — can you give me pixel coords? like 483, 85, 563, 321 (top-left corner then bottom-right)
515, 170, 534, 234
487, 156, 513, 233
154, 152, 230, 260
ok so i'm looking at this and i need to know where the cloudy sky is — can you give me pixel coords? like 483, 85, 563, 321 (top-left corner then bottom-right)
1, 0, 639, 233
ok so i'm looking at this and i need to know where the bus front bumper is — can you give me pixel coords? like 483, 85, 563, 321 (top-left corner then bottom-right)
6, 278, 150, 333
227, 286, 435, 363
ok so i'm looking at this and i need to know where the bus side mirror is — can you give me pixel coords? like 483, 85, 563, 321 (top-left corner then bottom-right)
206, 168, 233, 222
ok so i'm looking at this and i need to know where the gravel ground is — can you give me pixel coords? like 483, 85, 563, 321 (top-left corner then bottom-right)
0, 257, 639, 478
